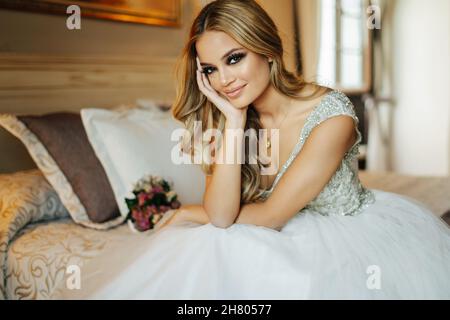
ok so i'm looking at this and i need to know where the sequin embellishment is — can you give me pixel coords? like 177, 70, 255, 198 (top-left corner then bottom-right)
259, 90, 376, 216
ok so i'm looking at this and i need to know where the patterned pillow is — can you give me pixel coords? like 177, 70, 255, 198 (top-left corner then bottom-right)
0, 113, 125, 230
0, 169, 69, 300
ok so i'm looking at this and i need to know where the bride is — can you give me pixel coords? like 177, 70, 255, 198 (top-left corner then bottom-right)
56, 0, 450, 299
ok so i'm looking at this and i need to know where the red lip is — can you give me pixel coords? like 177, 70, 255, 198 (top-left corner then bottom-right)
224, 84, 246, 94
224, 84, 247, 98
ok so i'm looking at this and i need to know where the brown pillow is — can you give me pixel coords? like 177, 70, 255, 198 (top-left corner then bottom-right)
0, 113, 124, 229
443, 210, 450, 226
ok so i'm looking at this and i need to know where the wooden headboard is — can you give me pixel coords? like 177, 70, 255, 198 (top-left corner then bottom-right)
0, 52, 178, 173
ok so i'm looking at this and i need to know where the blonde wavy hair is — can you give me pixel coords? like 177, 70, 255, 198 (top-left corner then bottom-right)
172, 0, 327, 204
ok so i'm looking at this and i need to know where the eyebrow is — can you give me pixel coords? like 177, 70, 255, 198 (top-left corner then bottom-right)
199, 47, 243, 67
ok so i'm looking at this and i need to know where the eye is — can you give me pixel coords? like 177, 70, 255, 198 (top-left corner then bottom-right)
227, 52, 246, 64
202, 67, 215, 75
202, 52, 246, 76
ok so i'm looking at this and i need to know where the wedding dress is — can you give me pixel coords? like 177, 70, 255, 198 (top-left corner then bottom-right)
55, 90, 450, 299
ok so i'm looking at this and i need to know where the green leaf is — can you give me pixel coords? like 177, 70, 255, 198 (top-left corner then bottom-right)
161, 180, 171, 192
146, 193, 167, 206
125, 197, 138, 210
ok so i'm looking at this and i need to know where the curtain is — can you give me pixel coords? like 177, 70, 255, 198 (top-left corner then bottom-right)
364, 0, 395, 171
294, 0, 322, 82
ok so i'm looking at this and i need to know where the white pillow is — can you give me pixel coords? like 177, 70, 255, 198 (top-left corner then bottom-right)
81, 108, 205, 217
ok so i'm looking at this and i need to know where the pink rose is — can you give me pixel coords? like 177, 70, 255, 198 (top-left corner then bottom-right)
143, 206, 153, 220
131, 208, 143, 220
149, 205, 158, 214
138, 193, 148, 206
136, 218, 150, 231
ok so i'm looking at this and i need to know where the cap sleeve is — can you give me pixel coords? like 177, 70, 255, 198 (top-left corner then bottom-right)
300, 90, 362, 158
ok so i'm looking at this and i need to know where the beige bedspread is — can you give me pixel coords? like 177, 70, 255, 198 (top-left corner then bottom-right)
0, 170, 131, 300
6, 219, 130, 299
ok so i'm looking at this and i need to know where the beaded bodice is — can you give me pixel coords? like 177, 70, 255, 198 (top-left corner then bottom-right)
259, 90, 375, 216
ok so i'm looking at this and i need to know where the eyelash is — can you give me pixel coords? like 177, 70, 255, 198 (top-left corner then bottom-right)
202, 52, 246, 75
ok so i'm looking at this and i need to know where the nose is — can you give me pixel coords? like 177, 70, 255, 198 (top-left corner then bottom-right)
218, 67, 235, 87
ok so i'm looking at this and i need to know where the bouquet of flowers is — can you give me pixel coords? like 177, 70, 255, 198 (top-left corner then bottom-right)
125, 175, 181, 232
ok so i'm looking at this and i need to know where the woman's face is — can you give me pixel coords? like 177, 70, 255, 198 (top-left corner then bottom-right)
195, 30, 271, 108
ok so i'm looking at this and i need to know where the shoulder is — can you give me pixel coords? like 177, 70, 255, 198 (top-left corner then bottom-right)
306, 114, 356, 152
301, 89, 358, 153
319, 90, 357, 120
293, 86, 356, 120
304, 89, 358, 136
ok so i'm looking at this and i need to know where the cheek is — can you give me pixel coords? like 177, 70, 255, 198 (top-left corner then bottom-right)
253, 61, 270, 82
245, 63, 270, 94
207, 75, 222, 91
207, 60, 269, 94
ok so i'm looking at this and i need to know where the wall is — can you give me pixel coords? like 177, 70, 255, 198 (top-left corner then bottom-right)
295, 0, 321, 83
0, 0, 297, 173
0, 0, 198, 173
0, 0, 295, 95
258, 0, 297, 73
0, 1, 196, 58
391, 0, 449, 176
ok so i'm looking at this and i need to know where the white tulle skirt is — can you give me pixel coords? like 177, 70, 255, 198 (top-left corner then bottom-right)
55, 189, 450, 300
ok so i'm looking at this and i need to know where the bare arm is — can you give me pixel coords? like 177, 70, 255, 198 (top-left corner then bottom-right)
194, 56, 247, 229
233, 202, 280, 230
171, 116, 355, 231
235, 115, 356, 230
162, 201, 274, 229
203, 118, 246, 228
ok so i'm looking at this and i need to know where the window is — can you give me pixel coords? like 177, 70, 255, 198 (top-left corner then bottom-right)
317, 0, 372, 93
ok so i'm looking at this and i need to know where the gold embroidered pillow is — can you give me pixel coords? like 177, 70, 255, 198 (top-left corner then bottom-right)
0, 169, 70, 300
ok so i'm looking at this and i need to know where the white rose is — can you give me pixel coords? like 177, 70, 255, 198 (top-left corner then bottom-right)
143, 183, 152, 192
166, 190, 177, 202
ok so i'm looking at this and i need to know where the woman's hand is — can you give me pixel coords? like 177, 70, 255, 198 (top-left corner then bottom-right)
196, 56, 247, 125
153, 209, 182, 230
155, 205, 211, 230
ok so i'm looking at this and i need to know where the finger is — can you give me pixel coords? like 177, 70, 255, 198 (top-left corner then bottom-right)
196, 57, 215, 93
197, 70, 215, 102
196, 57, 206, 87
201, 72, 215, 92
196, 56, 202, 70
197, 69, 215, 96
196, 70, 209, 96
195, 61, 221, 103
200, 73, 220, 100
196, 69, 205, 90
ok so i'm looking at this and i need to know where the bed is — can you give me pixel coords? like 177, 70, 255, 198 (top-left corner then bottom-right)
1, 168, 449, 300
1, 52, 449, 300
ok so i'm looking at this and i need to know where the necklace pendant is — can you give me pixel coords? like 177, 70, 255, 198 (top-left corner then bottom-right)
266, 139, 271, 149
